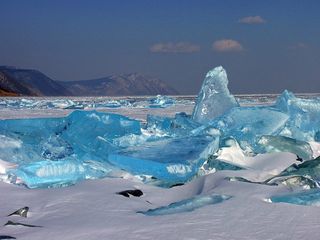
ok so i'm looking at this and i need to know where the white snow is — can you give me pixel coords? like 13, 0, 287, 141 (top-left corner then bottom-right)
0, 142, 316, 239
1, 167, 320, 240
309, 141, 320, 158
166, 164, 192, 175
0, 159, 17, 174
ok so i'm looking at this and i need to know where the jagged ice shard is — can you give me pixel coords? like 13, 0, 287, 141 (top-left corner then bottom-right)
0, 109, 219, 187
208, 106, 289, 151
192, 66, 239, 124
0, 111, 142, 188
275, 90, 320, 142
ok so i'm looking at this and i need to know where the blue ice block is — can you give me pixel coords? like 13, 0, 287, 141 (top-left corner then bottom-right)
192, 66, 239, 124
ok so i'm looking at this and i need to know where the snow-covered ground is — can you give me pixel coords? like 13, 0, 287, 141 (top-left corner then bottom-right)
1, 160, 320, 240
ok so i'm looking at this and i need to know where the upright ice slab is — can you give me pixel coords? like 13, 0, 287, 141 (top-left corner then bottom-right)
275, 90, 320, 141
208, 106, 289, 151
192, 66, 239, 124
257, 135, 313, 160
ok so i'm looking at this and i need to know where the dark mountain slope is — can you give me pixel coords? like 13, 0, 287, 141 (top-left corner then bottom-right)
60, 73, 179, 96
0, 66, 179, 96
0, 70, 37, 96
0, 66, 71, 96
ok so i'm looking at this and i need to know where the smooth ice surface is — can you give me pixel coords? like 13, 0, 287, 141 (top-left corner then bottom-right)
139, 194, 231, 216
192, 66, 239, 124
270, 189, 320, 206
0, 96, 184, 110
109, 134, 219, 184
9, 160, 111, 188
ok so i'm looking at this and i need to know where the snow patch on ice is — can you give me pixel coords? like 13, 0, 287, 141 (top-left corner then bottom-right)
166, 164, 192, 175
0, 135, 22, 148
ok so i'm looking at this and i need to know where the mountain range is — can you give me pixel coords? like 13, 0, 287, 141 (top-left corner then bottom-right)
0, 66, 178, 96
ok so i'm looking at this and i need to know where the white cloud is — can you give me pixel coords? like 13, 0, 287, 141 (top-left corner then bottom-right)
212, 39, 244, 52
238, 16, 266, 24
149, 42, 200, 53
289, 43, 308, 50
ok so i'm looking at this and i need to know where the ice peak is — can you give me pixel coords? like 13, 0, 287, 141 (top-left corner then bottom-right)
205, 66, 227, 79
192, 66, 239, 124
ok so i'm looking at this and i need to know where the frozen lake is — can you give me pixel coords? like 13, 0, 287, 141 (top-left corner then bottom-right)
1, 93, 319, 120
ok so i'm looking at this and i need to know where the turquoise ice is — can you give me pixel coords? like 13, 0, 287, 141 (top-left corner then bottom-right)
192, 66, 239, 124
275, 90, 320, 141
139, 194, 232, 216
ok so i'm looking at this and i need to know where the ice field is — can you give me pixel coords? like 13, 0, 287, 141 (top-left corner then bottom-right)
1, 66, 320, 239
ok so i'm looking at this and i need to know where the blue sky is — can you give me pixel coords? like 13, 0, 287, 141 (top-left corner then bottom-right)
0, 0, 319, 94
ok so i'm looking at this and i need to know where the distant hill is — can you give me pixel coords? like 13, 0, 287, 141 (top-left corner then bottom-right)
60, 73, 178, 96
0, 88, 18, 96
0, 66, 178, 96
0, 66, 71, 96
0, 69, 36, 96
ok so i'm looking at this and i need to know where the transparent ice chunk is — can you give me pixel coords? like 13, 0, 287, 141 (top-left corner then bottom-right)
257, 135, 313, 160
149, 95, 175, 108
275, 90, 320, 141
209, 106, 289, 150
109, 134, 220, 184
192, 66, 239, 124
